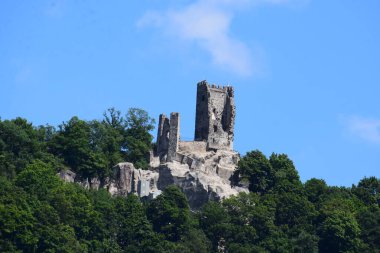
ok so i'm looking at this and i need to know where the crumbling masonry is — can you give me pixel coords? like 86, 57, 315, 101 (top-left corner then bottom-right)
156, 80, 236, 162
59, 80, 244, 209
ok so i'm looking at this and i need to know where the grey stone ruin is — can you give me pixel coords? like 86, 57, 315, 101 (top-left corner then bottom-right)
156, 112, 180, 162
59, 80, 245, 209
195, 80, 235, 150
156, 80, 235, 160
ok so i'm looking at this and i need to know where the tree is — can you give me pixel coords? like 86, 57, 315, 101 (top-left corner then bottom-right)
98, 108, 126, 170
232, 150, 275, 194
0, 177, 38, 252
50, 116, 108, 179
14, 160, 62, 201
113, 195, 157, 251
318, 211, 362, 252
147, 185, 191, 242
270, 153, 303, 194
274, 192, 317, 230
352, 177, 380, 206
0, 118, 57, 179
123, 108, 155, 169
200, 201, 231, 249
356, 206, 380, 252
304, 178, 328, 204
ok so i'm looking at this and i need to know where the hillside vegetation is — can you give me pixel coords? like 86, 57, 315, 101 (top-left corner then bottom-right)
0, 108, 379, 252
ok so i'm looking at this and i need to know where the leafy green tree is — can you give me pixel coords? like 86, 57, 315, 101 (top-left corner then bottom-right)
304, 178, 328, 204
0, 177, 38, 252
88, 108, 128, 178
274, 192, 317, 231
0, 118, 58, 179
318, 211, 362, 252
356, 206, 380, 252
147, 185, 191, 242
50, 116, 108, 179
123, 108, 155, 169
113, 195, 158, 251
15, 160, 62, 201
270, 153, 303, 194
352, 177, 380, 206
178, 228, 212, 253
232, 150, 274, 194
200, 201, 231, 249
50, 183, 99, 242
34, 204, 83, 253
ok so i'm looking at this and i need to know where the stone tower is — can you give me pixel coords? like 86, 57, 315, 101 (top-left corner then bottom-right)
194, 80, 235, 150
156, 112, 180, 162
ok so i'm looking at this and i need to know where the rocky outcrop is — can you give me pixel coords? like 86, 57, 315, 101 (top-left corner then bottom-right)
57, 81, 248, 209
57, 149, 247, 209
108, 162, 161, 199
57, 163, 162, 200
156, 148, 247, 209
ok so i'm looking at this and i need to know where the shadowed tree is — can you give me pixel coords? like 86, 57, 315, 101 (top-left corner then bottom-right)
123, 108, 155, 169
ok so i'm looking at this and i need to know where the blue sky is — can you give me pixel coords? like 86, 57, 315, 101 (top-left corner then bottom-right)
1, 0, 379, 186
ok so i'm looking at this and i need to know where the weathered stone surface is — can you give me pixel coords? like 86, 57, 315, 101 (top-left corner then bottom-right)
156, 149, 247, 209
194, 81, 235, 150
156, 114, 170, 162
57, 169, 76, 183
108, 162, 160, 198
167, 112, 180, 162
178, 141, 207, 153
57, 81, 246, 209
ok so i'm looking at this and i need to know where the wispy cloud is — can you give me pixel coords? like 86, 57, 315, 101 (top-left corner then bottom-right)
137, 0, 306, 77
343, 115, 380, 143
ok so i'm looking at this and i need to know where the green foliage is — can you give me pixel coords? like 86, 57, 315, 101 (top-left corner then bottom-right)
269, 153, 303, 194
304, 178, 328, 204
0, 177, 37, 252
356, 206, 380, 252
15, 160, 62, 200
50, 116, 108, 179
123, 108, 155, 169
352, 176, 380, 206
233, 151, 303, 195
0, 118, 61, 179
48, 107, 155, 180
318, 211, 362, 252
147, 185, 191, 242
233, 150, 274, 194
114, 195, 158, 251
1, 111, 379, 252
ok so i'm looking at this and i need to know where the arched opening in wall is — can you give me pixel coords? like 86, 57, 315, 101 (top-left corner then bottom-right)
213, 125, 217, 133
212, 108, 216, 120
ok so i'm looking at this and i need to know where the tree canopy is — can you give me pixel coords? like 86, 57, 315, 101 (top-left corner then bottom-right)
0, 111, 379, 252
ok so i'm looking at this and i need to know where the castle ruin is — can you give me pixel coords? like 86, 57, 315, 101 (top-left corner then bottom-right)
155, 80, 236, 162
59, 80, 244, 209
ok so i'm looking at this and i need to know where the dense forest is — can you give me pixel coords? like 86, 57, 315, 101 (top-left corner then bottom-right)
0, 108, 379, 253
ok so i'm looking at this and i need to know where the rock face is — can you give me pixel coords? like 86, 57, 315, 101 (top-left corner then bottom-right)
108, 162, 161, 199
58, 81, 247, 209
152, 80, 246, 209
58, 163, 162, 199
156, 148, 247, 209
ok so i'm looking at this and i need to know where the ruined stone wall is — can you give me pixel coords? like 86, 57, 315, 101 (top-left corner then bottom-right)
167, 112, 180, 162
194, 82, 210, 141
178, 141, 207, 153
156, 114, 170, 162
156, 112, 180, 163
194, 80, 235, 150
